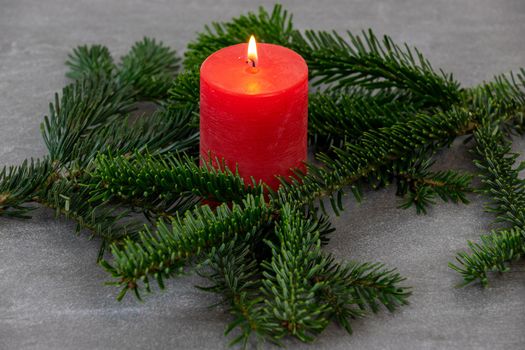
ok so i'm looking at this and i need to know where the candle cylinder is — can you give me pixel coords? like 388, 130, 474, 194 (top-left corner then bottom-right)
199, 41, 308, 190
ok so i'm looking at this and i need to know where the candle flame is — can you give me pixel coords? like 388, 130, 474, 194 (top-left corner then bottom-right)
247, 35, 258, 67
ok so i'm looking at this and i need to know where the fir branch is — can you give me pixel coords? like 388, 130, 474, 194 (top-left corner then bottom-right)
275, 107, 474, 215
469, 69, 525, 120
259, 204, 331, 343
184, 5, 459, 110
308, 91, 415, 149
71, 106, 198, 167
36, 173, 142, 260
166, 68, 200, 112
41, 77, 135, 165
196, 235, 272, 348
397, 158, 473, 214
196, 207, 408, 346
316, 256, 410, 334
197, 235, 261, 305
291, 29, 461, 108
474, 123, 525, 227
65, 45, 115, 80
450, 228, 525, 286
101, 194, 271, 300
88, 152, 264, 219
307, 208, 336, 245
65, 39, 182, 101
0, 158, 53, 218
118, 37, 181, 100
450, 121, 525, 285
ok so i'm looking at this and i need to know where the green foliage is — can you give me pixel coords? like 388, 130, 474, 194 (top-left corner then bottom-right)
66, 38, 181, 101
259, 205, 330, 342
276, 107, 473, 215
167, 68, 200, 112
185, 4, 460, 109
88, 152, 263, 218
41, 78, 134, 165
65, 45, 115, 80
292, 29, 461, 108
195, 205, 409, 347
101, 194, 271, 300
308, 91, 415, 149
118, 37, 181, 100
0, 158, 52, 218
470, 69, 525, 120
71, 107, 198, 168
397, 158, 472, 214
308, 94, 468, 213
450, 121, 525, 285
37, 173, 142, 260
196, 235, 270, 347
3, 38, 187, 255
317, 256, 410, 333
450, 228, 525, 286
474, 124, 525, 227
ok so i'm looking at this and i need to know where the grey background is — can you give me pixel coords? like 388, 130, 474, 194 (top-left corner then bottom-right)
1, 0, 524, 349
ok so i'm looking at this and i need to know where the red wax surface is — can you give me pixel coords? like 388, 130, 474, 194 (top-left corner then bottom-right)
200, 43, 308, 190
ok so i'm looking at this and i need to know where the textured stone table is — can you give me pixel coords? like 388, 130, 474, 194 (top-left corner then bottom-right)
1, 1, 524, 349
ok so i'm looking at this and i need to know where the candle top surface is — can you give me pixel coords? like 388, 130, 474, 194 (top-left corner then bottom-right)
200, 43, 308, 96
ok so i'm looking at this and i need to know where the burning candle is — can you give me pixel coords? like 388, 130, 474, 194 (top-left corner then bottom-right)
199, 36, 308, 190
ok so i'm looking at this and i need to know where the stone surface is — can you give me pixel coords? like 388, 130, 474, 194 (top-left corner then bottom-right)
1, 1, 525, 349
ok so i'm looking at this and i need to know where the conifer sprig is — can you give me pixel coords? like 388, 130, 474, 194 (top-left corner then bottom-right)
66, 37, 181, 101
72, 107, 198, 167
101, 194, 271, 300
259, 204, 331, 342
88, 152, 263, 218
41, 78, 135, 165
450, 228, 525, 286
194, 205, 410, 346
397, 163, 472, 214
196, 236, 270, 347
66, 45, 115, 80
474, 69, 525, 120
184, 5, 460, 109
118, 37, 181, 100
317, 256, 410, 334
276, 107, 474, 215
308, 91, 415, 149
450, 121, 525, 285
292, 29, 461, 108
0, 158, 53, 218
36, 174, 142, 260
1, 38, 188, 253
167, 68, 200, 112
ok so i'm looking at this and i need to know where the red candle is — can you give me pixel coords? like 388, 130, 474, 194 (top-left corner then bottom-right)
200, 36, 308, 190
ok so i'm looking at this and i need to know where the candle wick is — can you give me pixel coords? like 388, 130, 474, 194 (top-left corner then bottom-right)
247, 58, 256, 68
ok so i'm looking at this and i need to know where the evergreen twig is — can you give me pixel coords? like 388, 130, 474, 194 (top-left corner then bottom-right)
88, 152, 263, 218
0, 158, 53, 218
292, 29, 461, 108
276, 107, 474, 215
450, 121, 525, 285
66, 45, 115, 80
101, 194, 271, 300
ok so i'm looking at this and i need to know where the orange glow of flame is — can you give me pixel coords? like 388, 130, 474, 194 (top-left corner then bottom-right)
247, 35, 258, 67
